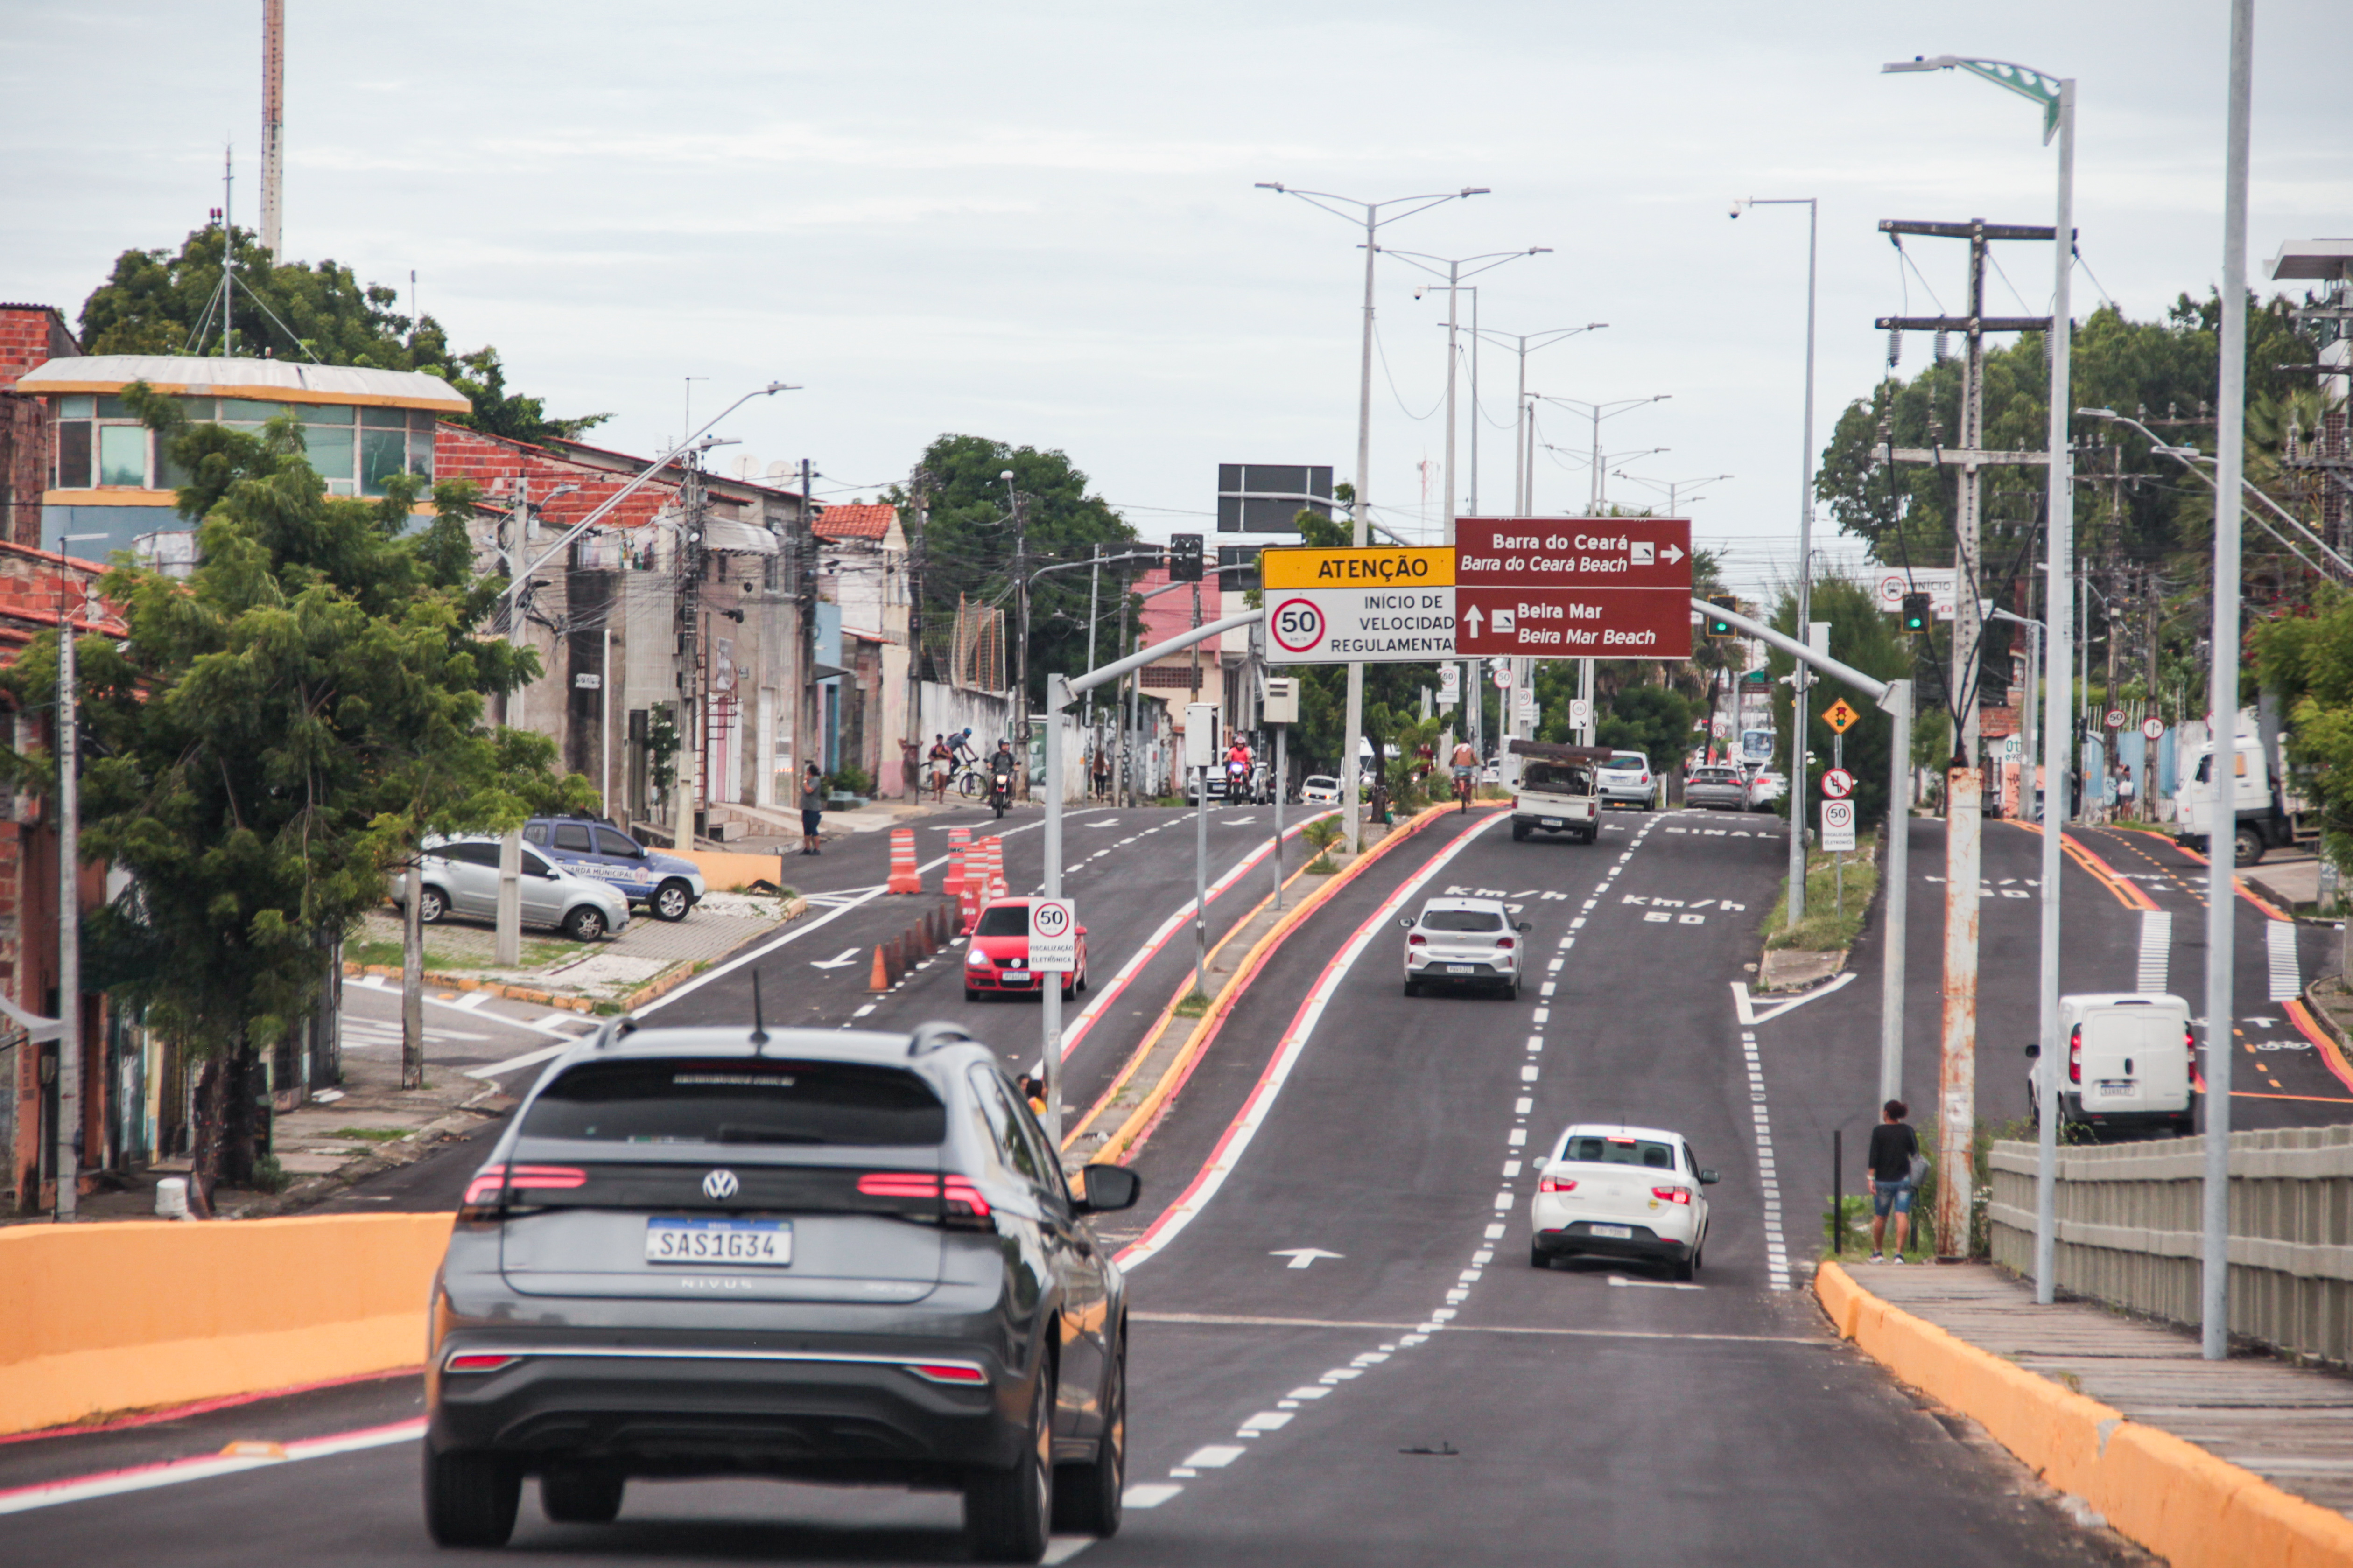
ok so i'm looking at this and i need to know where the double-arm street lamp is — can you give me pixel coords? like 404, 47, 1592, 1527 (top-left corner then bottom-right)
1472, 324, 1608, 514
1611, 470, 1733, 518
1386, 247, 1551, 541
1258, 181, 1486, 852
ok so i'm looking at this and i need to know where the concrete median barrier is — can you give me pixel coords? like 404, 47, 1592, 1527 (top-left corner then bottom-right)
0, 1213, 450, 1437
1817, 1260, 2353, 1567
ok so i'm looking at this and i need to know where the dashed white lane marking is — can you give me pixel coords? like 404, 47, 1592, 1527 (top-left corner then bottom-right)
2268, 917, 2302, 1002
1742, 1028, 1791, 1291
453, 990, 493, 1010
2138, 909, 2172, 994
1123, 1484, 1184, 1508
1181, 1445, 1247, 1468
0, 1419, 425, 1514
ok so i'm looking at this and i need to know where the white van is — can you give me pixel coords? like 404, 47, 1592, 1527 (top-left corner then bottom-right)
2024, 993, 2195, 1139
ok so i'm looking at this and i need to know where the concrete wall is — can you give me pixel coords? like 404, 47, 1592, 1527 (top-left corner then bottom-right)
1989, 1127, 2353, 1363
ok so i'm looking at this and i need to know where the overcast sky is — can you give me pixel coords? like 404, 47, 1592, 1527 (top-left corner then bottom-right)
8, 2, 2346, 600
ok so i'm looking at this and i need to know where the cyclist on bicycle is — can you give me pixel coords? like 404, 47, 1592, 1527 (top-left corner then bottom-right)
1449, 739, 1480, 812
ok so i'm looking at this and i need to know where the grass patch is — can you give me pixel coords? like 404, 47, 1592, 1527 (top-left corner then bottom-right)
1304, 853, 1338, 876
1172, 990, 1211, 1018
347, 927, 583, 973
1763, 844, 1880, 952
328, 1126, 412, 1144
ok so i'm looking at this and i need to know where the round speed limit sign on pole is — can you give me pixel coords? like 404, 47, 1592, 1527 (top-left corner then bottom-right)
1270, 598, 1327, 658
1028, 898, 1077, 973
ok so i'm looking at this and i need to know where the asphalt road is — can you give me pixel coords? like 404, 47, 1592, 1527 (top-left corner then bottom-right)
2, 801, 2169, 1564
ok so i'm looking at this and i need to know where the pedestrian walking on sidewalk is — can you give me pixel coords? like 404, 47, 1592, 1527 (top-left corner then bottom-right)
1866, 1099, 1921, 1262
799, 763, 825, 856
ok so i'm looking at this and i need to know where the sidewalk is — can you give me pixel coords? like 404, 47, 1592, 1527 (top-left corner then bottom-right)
24, 1035, 511, 1225
344, 889, 802, 1011
1854, 1261, 2353, 1522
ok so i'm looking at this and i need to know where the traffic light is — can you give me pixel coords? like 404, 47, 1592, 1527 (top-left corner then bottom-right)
1169, 533, 1203, 583
1900, 593, 1931, 634
1705, 595, 1737, 638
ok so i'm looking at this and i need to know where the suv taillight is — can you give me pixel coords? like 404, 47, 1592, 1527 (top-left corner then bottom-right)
462, 1163, 586, 1207
858, 1171, 994, 1226
1652, 1186, 1693, 1205
1408, 933, 1426, 946
2068, 1023, 2083, 1085
1538, 1174, 1577, 1193
1496, 937, 1515, 950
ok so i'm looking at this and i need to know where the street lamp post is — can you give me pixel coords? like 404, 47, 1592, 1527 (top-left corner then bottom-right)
1468, 325, 1607, 515
1731, 197, 1821, 934
1611, 470, 1734, 519
1258, 182, 1486, 854
1882, 50, 2076, 1295
1389, 248, 1551, 544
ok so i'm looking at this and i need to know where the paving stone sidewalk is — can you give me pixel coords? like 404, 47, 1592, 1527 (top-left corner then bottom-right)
1865, 1260, 2353, 1520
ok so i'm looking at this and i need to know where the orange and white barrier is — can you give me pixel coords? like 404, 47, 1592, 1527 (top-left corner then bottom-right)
984, 837, 1009, 900
886, 827, 922, 894
943, 826, 971, 897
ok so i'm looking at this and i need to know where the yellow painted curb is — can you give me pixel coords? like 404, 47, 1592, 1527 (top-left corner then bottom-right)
1089, 803, 1465, 1167
1816, 1261, 2353, 1567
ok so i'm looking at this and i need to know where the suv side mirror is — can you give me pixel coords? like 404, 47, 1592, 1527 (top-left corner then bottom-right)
1075, 1162, 1142, 1214
1398, 916, 1414, 929
2023, 1043, 2041, 1059
1697, 1169, 1721, 1185
1516, 921, 1532, 932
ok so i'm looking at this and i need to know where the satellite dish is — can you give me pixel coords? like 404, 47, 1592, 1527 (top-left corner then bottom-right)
766, 461, 792, 479
732, 455, 757, 480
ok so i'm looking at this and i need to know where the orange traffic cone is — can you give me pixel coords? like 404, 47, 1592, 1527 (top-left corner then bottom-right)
959, 875, 982, 934
868, 944, 892, 993
887, 826, 922, 894
943, 826, 971, 897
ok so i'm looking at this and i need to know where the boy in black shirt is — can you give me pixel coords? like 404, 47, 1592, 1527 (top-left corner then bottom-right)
1866, 1099, 1920, 1262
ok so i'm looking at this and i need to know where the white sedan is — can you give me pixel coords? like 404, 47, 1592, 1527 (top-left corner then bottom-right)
1300, 774, 1342, 805
1530, 1123, 1718, 1280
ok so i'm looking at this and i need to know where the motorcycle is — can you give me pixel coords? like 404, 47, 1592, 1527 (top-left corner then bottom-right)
989, 774, 1012, 818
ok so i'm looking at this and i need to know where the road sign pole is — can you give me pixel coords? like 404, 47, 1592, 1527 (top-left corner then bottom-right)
1833, 730, 1845, 915
1041, 701, 1064, 1149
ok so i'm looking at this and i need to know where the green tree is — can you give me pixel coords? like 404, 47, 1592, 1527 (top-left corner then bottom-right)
2, 388, 594, 1207
78, 224, 609, 447
1762, 576, 1914, 828
904, 434, 1142, 712
2252, 593, 2353, 878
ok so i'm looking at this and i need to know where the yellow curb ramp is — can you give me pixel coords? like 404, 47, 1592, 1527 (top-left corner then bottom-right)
1089, 803, 1468, 1168
1816, 1261, 2353, 1567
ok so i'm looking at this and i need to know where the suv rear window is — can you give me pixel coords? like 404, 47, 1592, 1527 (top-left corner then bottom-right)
1421, 909, 1503, 932
520, 1058, 948, 1146
1562, 1135, 1677, 1169
975, 905, 1029, 937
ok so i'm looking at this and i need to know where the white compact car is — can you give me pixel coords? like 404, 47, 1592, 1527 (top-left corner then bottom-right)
1399, 896, 1530, 999
1531, 1123, 1719, 1279
2025, 992, 2196, 1140
1300, 774, 1342, 805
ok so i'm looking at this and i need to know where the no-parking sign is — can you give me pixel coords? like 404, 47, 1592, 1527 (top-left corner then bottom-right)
1029, 899, 1077, 973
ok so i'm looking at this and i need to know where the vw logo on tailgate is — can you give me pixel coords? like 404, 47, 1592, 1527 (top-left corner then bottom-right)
702, 1169, 740, 1201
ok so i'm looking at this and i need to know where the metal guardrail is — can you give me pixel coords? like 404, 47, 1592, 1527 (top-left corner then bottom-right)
1987, 1129, 2353, 1362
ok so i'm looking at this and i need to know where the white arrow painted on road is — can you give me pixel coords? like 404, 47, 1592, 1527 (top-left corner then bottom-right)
809, 948, 863, 970
1271, 1247, 1344, 1270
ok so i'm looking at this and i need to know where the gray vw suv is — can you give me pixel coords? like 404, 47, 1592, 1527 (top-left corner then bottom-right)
422, 1015, 1140, 1562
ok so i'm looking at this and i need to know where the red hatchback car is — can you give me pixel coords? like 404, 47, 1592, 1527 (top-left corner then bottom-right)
964, 896, 1090, 1001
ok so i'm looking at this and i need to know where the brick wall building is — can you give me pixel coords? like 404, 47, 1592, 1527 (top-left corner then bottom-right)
0, 305, 81, 549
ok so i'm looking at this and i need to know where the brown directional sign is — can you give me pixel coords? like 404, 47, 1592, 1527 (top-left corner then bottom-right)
1452, 517, 1693, 660
1823, 698, 1860, 733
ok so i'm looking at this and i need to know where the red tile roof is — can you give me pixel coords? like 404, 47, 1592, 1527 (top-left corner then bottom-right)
814, 503, 896, 541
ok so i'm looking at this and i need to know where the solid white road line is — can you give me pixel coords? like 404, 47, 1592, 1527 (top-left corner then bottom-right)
1117, 812, 1506, 1273
0, 1419, 424, 1515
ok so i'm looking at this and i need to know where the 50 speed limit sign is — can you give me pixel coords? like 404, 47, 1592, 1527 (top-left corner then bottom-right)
1028, 898, 1077, 973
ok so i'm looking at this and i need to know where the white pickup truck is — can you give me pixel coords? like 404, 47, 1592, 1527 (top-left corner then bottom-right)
1506, 739, 1608, 845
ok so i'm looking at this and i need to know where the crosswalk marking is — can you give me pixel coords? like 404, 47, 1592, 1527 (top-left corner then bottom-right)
2137, 910, 2172, 994
2268, 919, 2302, 1002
